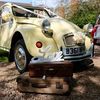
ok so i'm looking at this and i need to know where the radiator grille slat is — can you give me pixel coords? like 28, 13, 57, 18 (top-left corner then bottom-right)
63, 34, 76, 46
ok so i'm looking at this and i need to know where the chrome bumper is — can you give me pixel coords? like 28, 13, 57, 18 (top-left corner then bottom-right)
63, 43, 94, 62
63, 52, 91, 62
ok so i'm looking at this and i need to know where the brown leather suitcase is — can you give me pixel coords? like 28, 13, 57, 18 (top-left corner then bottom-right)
16, 72, 72, 94
28, 61, 73, 78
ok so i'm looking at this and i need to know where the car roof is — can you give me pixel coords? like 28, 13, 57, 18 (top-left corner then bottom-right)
0, 3, 57, 18
0, 3, 47, 10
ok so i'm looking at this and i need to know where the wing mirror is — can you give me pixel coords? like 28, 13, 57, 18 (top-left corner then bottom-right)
1, 11, 12, 21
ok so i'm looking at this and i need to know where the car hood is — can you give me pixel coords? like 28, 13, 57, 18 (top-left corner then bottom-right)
49, 18, 85, 47
16, 17, 82, 33
50, 18, 82, 33
16, 17, 85, 47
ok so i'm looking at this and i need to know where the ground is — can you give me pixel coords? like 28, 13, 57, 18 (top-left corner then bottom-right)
0, 46, 100, 100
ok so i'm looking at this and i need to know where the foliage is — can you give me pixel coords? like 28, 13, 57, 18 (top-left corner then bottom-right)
0, 56, 8, 62
0, 50, 8, 62
68, 0, 100, 28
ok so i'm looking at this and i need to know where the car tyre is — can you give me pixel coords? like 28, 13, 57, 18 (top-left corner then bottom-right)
14, 39, 31, 73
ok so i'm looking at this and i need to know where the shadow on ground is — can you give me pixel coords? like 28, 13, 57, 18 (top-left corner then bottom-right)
0, 46, 100, 100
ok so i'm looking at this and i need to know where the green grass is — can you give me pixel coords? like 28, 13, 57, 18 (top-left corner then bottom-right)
0, 56, 8, 62
0, 50, 8, 62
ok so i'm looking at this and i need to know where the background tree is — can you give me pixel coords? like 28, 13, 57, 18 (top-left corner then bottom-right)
67, 0, 100, 28
70, 0, 79, 16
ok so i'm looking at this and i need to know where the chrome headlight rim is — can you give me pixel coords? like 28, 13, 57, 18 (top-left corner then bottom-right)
42, 19, 53, 38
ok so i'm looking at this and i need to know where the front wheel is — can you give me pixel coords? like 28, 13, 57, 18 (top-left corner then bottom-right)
14, 39, 31, 73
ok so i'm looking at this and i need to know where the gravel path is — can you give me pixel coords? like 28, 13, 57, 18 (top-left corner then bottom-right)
0, 46, 100, 100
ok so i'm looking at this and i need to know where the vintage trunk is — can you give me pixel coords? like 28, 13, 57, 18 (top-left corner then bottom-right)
28, 61, 73, 77
17, 73, 73, 94
16, 61, 73, 94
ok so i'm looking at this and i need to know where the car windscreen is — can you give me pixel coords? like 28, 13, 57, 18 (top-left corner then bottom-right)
12, 6, 27, 17
27, 8, 57, 18
12, 6, 45, 18
45, 8, 57, 18
27, 8, 50, 18
12, 5, 57, 18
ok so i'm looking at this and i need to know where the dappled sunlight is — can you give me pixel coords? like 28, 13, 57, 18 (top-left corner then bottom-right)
0, 62, 11, 67
72, 64, 100, 98
0, 62, 19, 82
0, 47, 100, 99
89, 76, 100, 86
74, 85, 86, 94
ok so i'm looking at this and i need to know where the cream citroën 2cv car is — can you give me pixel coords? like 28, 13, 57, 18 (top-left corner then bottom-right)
0, 3, 93, 73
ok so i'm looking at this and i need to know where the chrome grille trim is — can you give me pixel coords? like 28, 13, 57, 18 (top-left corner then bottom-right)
63, 33, 76, 46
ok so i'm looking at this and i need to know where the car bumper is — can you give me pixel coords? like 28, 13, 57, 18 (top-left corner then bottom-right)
63, 52, 91, 62
63, 43, 94, 62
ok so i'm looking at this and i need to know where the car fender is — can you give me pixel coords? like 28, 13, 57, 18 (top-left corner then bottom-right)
15, 25, 58, 57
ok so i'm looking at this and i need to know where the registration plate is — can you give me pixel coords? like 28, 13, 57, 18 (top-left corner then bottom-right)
63, 46, 85, 55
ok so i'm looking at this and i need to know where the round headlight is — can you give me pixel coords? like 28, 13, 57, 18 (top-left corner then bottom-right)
42, 19, 53, 38
42, 19, 50, 29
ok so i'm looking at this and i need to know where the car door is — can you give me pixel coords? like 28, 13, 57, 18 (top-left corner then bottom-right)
0, 6, 12, 50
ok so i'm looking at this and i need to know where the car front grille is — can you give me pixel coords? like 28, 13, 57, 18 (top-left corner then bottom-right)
63, 33, 76, 46
62, 33, 86, 56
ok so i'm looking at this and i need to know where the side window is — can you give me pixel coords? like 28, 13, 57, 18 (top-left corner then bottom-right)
1, 6, 11, 24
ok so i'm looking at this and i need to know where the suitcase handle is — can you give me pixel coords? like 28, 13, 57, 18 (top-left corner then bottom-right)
32, 83, 48, 88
